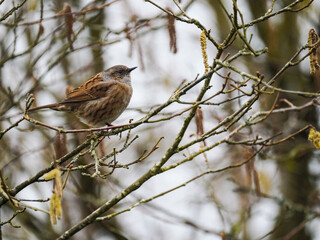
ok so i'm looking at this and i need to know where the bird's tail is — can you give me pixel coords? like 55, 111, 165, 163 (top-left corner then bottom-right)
0, 103, 60, 121
27, 103, 60, 112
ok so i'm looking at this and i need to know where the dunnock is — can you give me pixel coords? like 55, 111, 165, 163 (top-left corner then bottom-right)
28, 65, 137, 126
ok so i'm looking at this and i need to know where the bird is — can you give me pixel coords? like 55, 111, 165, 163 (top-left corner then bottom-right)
28, 65, 137, 126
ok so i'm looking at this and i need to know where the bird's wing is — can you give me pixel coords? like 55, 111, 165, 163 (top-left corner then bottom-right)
61, 76, 114, 104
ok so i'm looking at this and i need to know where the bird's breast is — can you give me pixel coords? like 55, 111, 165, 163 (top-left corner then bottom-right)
75, 83, 132, 126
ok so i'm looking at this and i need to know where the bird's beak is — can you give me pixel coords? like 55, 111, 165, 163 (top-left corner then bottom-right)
128, 67, 137, 72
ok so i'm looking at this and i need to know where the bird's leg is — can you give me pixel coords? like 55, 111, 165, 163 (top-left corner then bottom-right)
105, 122, 122, 139
85, 125, 94, 138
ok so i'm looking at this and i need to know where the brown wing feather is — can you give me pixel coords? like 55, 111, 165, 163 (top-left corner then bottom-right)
61, 75, 110, 104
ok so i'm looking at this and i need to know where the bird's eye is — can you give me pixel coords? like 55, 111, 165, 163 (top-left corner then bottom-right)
117, 70, 125, 74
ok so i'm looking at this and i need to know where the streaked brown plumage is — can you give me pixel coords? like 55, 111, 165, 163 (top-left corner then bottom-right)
28, 65, 136, 126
